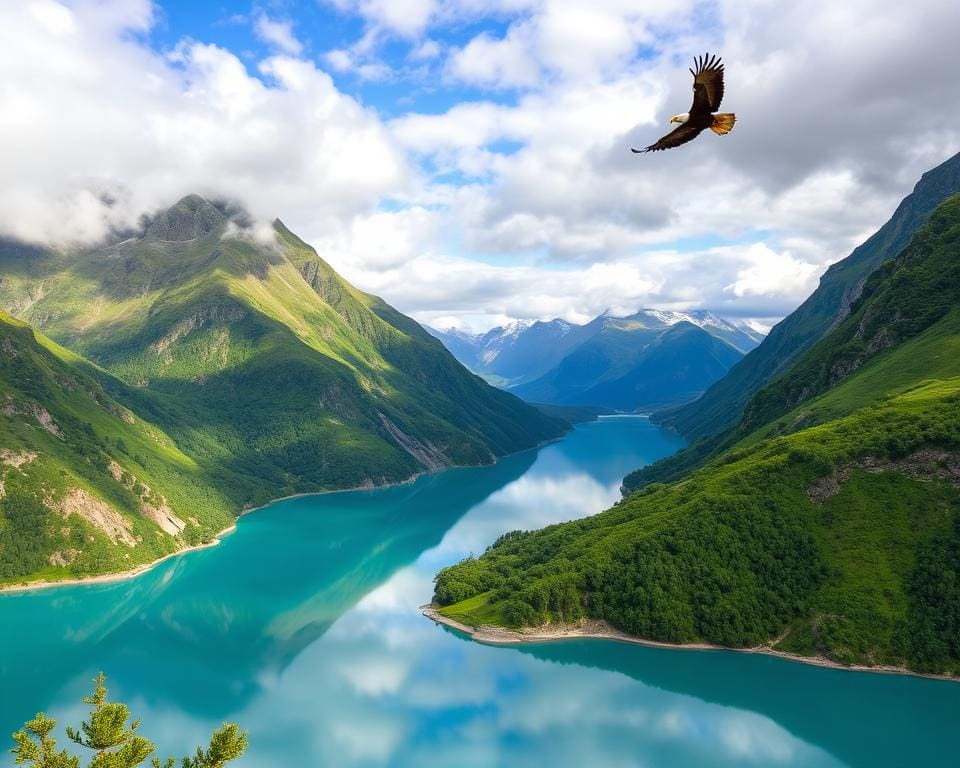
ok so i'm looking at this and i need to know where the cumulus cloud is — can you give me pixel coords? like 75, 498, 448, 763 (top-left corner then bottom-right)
370, 0, 960, 325
0, 0, 406, 245
724, 243, 819, 300
253, 13, 304, 56
2, 0, 959, 331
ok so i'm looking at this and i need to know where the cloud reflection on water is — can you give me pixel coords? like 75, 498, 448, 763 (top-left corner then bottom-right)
4, 418, 952, 767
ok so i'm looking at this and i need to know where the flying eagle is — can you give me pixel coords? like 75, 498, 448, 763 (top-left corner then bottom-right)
633, 54, 736, 153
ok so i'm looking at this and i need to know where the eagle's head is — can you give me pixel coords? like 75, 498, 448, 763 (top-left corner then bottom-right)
670, 113, 690, 124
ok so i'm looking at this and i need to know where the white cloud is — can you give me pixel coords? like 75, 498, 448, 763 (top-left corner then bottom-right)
3, 0, 959, 330
409, 38, 442, 61
253, 13, 303, 56
724, 243, 819, 300
0, 1, 407, 245
325, 0, 439, 38
446, 23, 541, 89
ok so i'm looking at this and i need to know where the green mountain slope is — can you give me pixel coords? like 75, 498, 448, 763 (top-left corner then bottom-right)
510, 314, 745, 410
0, 196, 565, 498
658, 151, 960, 442
742, 196, 960, 433
0, 311, 234, 586
0, 196, 566, 584
430, 195, 960, 675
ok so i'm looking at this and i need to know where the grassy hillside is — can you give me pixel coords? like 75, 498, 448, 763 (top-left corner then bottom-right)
657, 151, 960, 442
0, 196, 565, 503
431, 196, 960, 675
622, 186, 960, 495
742, 195, 960, 432
0, 195, 566, 583
0, 312, 234, 586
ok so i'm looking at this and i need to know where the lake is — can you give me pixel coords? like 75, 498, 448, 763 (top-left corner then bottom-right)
1, 416, 957, 767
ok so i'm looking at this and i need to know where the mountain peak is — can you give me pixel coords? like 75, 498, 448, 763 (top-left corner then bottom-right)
146, 194, 226, 241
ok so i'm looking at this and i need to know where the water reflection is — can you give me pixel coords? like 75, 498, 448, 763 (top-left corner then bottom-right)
2, 418, 956, 768
0, 446, 540, 722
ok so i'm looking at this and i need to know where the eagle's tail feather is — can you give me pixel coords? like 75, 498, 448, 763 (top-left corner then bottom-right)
710, 113, 736, 135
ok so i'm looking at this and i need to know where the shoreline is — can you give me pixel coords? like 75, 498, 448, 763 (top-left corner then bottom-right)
0, 430, 568, 596
0, 526, 236, 595
421, 605, 959, 683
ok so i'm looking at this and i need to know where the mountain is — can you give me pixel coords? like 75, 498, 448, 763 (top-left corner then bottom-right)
430, 309, 762, 409
658, 151, 960, 442
428, 318, 584, 387
572, 322, 745, 410
423, 326, 486, 370
640, 310, 765, 354
0, 195, 566, 584
430, 193, 960, 675
509, 310, 752, 410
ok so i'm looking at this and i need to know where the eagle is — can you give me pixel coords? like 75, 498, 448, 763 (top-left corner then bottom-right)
633, 54, 736, 153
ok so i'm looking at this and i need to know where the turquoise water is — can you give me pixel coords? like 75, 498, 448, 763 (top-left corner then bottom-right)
1, 417, 958, 767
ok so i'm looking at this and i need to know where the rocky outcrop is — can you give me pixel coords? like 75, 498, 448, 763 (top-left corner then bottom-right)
808, 450, 960, 503
54, 488, 137, 547
146, 194, 226, 241
378, 413, 450, 472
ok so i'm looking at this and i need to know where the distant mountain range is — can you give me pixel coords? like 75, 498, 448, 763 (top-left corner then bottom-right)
428, 310, 764, 411
0, 194, 566, 586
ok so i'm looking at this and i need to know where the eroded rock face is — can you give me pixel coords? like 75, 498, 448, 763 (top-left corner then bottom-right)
29, 403, 63, 437
808, 449, 960, 503
107, 460, 187, 536
378, 412, 452, 472
0, 449, 37, 468
48, 548, 79, 567
140, 499, 186, 536
53, 488, 137, 547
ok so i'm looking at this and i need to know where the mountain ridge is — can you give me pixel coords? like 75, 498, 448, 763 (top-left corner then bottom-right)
429, 191, 960, 676
0, 195, 567, 585
429, 308, 763, 409
657, 151, 960, 442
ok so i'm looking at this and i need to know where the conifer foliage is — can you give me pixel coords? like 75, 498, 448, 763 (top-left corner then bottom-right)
11, 675, 247, 768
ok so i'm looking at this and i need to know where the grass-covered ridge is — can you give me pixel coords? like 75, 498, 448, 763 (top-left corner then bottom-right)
432, 195, 960, 675
622, 193, 960, 495
0, 195, 566, 584
656, 150, 960, 443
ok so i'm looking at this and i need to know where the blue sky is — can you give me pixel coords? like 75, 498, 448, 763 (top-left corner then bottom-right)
148, 1, 517, 117
2, 0, 958, 331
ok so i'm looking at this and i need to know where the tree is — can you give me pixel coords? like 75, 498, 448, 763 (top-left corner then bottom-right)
11, 674, 247, 768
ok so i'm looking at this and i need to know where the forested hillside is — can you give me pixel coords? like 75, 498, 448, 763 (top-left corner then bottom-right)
0, 312, 233, 585
431, 195, 960, 675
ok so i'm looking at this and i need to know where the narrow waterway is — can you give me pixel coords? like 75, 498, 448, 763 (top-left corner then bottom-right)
1, 417, 956, 767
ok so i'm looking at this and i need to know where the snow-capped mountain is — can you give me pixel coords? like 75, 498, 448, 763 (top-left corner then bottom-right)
427, 309, 766, 403
633, 310, 765, 353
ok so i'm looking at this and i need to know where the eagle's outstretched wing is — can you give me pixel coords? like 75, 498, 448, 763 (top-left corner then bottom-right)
689, 53, 724, 115
632, 121, 706, 153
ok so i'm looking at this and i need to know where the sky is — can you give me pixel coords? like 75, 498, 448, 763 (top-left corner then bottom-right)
1, 0, 959, 332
